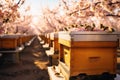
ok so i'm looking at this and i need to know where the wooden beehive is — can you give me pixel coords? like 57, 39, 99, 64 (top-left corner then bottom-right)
17, 35, 23, 46
58, 31, 119, 80
50, 32, 59, 52
46, 33, 50, 44
0, 37, 1, 49
1, 35, 19, 50
22, 35, 30, 44
45, 32, 59, 65
40, 34, 47, 43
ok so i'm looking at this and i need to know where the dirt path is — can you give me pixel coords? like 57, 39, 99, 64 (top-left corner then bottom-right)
0, 36, 50, 80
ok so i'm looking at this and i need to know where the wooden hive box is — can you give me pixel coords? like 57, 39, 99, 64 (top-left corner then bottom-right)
40, 34, 46, 42
1, 35, 19, 50
46, 33, 50, 44
21, 35, 26, 44
17, 35, 23, 47
22, 35, 30, 44
39, 34, 44, 40
0, 37, 1, 49
44, 33, 48, 44
46, 32, 59, 65
50, 32, 59, 52
58, 31, 119, 80
0, 35, 5, 49
25, 35, 30, 42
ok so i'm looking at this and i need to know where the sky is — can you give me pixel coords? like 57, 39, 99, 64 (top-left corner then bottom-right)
20, 0, 59, 16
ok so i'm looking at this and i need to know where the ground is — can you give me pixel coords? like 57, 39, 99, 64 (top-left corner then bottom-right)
0, 37, 50, 80
0, 36, 120, 80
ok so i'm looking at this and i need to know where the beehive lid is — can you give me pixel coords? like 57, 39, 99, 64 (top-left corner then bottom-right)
1, 34, 20, 39
50, 32, 58, 40
58, 31, 120, 41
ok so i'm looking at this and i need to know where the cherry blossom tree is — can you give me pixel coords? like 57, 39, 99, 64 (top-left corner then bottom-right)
1, 0, 119, 34
0, 0, 25, 34
40, 0, 120, 32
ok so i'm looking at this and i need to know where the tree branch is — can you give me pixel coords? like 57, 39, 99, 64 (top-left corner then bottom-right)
69, 10, 78, 15
108, 1, 120, 6
17, 0, 25, 6
95, 2, 101, 6
61, 0, 69, 10
17, 0, 22, 5
80, 5, 90, 10
106, 14, 120, 17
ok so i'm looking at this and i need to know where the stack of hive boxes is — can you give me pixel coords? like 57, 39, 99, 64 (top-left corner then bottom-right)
48, 31, 120, 80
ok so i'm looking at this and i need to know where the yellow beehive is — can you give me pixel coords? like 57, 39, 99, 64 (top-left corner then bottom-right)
47, 32, 59, 65
58, 31, 119, 80
50, 32, 59, 52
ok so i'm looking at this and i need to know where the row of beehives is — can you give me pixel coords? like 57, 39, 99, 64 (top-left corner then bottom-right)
40, 31, 120, 80
0, 34, 35, 50
39, 32, 59, 65
0, 34, 35, 63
